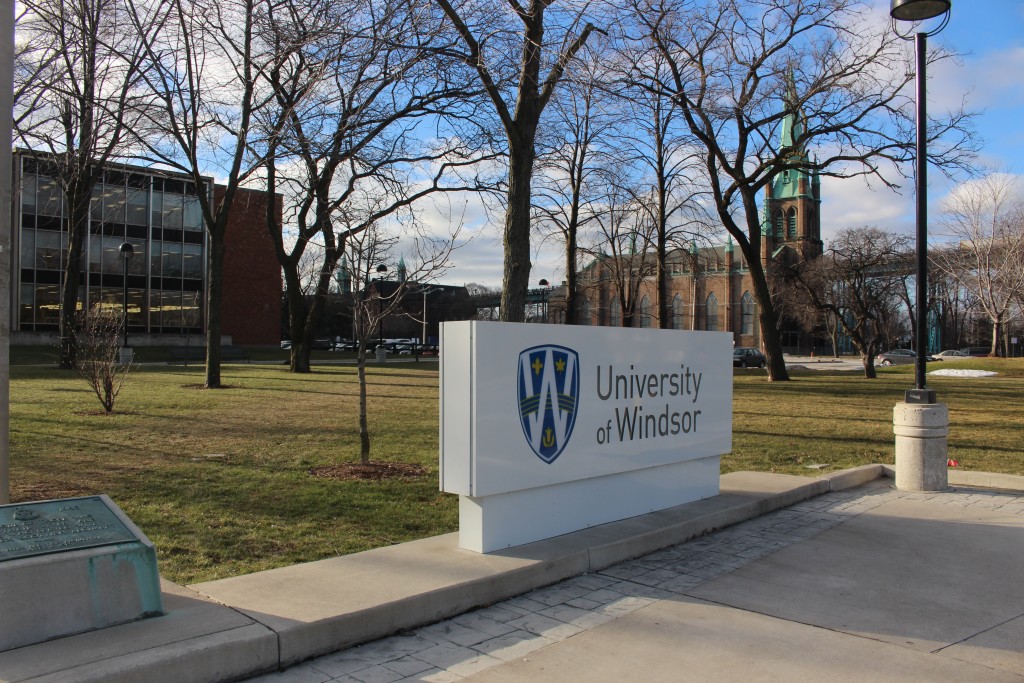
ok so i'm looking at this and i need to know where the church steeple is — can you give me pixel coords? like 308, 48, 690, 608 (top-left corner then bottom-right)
335, 255, 351, 294
764, 76, 822, 259
397, 256, 407, 284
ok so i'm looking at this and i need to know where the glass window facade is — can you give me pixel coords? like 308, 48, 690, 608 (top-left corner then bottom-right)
15, 154, 207, 335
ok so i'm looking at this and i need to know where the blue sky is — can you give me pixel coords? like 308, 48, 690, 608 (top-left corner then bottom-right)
433, 1, 1024, 289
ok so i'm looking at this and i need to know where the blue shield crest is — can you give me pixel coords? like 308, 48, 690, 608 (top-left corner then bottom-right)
517, 345, 580, 464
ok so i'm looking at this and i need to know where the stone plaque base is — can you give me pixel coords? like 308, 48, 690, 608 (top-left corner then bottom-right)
0, 495, 163, 652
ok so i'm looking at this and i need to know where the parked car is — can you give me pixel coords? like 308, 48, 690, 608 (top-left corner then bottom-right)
878, 349, 936, 366
933, 349, 967, 359
960, 346, 991, 357
733, 347, 766, 368
280, 339, 292, 349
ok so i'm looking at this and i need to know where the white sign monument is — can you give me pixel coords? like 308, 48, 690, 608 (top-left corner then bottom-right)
440, 321, 732, 552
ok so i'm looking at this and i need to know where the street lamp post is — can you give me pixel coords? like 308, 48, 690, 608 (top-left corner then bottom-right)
375, 264, 388, 356
890, 0, 951, 491
538, 279, 549, 323
420, 286, 438, 345
119, 242, 134, 354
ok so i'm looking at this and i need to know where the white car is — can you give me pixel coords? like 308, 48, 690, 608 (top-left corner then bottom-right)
933, 349, 967, 360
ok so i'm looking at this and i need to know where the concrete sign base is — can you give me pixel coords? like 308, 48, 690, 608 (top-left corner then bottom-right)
459, 456, 720, 552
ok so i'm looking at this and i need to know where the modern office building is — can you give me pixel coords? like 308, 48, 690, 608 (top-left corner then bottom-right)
11, 152, 281, 346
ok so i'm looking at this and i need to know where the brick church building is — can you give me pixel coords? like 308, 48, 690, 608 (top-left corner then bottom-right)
547, 106, 823, 351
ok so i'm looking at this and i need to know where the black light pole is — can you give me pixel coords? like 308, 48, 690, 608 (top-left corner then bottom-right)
376, 263, 387, 346
119, 242, 134, 349
538, 279, 549, 323
890, 0, 950, 404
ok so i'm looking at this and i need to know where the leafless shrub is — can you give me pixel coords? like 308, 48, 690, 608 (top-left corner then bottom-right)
75, 303, 132, 413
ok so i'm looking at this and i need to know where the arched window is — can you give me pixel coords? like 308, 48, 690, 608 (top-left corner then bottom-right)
610, 296, 621, 327
580, 298, 591, 326
787, 208, 797, 240
672, 294, 685, 330
740, 291, 755, 335
640, 296, 652, 328
706, 293, 719, 331
773, 211, 783, 240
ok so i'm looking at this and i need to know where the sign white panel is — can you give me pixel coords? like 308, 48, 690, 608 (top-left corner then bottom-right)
441, 321, 732, 498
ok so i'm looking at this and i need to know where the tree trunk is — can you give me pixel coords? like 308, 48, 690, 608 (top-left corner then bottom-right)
500, 133, 536, 323
280, 262, 311, 372
991, 318, 1002, 357
564, 239, 578, 324
357, 346, 370, 463
205, 230, 225, 388
748, 258, 790, 381
58, 182, 93, 369
861, 353, 877, 379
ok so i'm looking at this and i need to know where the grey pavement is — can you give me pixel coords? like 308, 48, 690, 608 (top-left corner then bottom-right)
245, 479, 1024, 683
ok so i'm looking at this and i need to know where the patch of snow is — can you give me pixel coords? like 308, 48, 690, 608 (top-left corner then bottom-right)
929, 369, 998, 378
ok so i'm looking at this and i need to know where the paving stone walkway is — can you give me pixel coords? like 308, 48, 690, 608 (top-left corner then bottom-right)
247, 480, 1024, 683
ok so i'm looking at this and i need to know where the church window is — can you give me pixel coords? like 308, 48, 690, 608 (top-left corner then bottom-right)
706, 293, 719, 331
787, 208, 797, 240
672, 294, 685, 330
640, 296, 652, 328
610, 296, 620, 327
741, 291, 755, 335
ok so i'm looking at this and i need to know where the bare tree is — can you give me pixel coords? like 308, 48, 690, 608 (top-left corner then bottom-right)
345, 227, 457, 463
15, 0, 149, 369
257, 0, 486, 373
129, 0, 273, 388
612, 43, 707, 328
431, 0, 602, 321
631, 0, 975, 380
75, 302, 133, 412
788, 228, 910, 378
532, 47, 619, 325
584, 173, 658, 327
934, 174, 1024, 356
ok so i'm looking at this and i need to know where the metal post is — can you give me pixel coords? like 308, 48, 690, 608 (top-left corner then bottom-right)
907, 31, 935, 404
0, 0, 13, 504
122, 264, 129, 348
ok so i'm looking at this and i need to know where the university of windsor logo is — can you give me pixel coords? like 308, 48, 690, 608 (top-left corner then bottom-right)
517, 345, 580, 464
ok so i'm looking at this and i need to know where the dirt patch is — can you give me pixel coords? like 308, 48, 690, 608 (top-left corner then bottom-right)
309, 462, 429, 482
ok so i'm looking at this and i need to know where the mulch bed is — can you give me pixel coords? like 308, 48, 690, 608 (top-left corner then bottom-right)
309, 462, 429, 482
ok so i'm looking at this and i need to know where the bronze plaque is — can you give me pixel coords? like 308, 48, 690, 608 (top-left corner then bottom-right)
0, 496, 139, 562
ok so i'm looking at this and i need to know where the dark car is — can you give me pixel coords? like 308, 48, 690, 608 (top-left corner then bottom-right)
878, 349, 936, 366
733, 347, 766, 368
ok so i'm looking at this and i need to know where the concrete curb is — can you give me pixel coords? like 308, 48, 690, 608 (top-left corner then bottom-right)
0, 466, 901, 682
947, 470, 1024, 492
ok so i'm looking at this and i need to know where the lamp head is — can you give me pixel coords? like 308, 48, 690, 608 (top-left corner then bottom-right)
890, 0, 950, 22
119, 242, 134, 260
376, 264, 388, 274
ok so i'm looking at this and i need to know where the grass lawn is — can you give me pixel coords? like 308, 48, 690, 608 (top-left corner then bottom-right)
7, 351, 1022, 583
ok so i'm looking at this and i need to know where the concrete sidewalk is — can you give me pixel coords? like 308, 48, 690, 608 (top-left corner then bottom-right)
2, 467, 1022, 682
249, 472, 1024, 683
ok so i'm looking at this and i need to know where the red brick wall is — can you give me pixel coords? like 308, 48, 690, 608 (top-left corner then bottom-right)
218, 186, 282, 345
